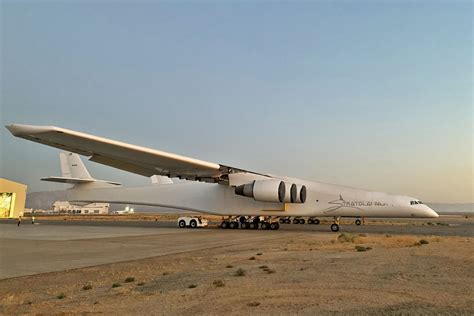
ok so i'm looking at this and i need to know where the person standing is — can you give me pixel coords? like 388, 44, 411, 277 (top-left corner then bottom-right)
17, 216, 22, 227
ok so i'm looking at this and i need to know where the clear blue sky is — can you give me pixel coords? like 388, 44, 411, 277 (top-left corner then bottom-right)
1, 1, 472, 202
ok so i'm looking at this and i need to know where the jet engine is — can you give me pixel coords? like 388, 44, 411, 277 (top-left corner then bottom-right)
235, 180, 306, 203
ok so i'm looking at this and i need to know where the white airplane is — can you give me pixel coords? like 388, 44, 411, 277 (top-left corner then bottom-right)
6, 124, 438, 232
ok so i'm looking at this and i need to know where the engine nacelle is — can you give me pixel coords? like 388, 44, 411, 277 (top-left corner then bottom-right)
235, 180, 285, 203
291, 184, 307, 203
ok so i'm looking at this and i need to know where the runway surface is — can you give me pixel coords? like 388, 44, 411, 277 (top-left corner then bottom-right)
0, 216, 472, 279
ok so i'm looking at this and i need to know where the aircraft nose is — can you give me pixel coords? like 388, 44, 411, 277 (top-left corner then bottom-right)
424, 206, 439, 218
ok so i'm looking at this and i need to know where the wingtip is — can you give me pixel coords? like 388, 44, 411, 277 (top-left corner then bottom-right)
5, 124, 58, 137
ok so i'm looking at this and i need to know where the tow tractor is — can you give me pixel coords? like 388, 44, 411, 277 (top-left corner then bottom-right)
177, 216, 208, 228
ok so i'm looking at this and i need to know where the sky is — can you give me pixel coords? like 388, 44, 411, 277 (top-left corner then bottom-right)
0, 1, 472, 203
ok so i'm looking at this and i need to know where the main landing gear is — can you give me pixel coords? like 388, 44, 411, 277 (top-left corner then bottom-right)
330, 217, 340, 232
220, 216, 280, 230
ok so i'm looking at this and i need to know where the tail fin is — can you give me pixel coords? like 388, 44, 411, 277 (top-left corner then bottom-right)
42, 151, 121, 186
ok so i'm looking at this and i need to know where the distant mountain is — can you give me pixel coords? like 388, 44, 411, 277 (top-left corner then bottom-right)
427, 203, 473, 215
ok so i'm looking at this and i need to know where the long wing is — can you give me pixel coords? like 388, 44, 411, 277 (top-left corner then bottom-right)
6, 124, 254, 184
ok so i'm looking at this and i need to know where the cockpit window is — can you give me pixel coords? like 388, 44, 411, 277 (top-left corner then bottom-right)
410, 200, 423, 205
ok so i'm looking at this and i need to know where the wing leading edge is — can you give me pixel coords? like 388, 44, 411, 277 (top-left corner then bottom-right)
6, 124, 255, 184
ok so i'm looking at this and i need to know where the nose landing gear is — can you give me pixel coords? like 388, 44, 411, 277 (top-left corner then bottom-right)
330, 217, 340, 232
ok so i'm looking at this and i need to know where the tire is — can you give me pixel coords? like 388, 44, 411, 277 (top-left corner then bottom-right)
314, 219, 320, 225
331, 224, 340, 232
292, 219, 299, 224
355, 219, 362, 226
190, 220, 197, 228
285, 219, 291, 224
249, 222, 257, 229
221, 221, 229, 229
308, 219, 314, 224
241, 222, 248, 229
279, 219, 285, 224
270, 222, 278, 230
178, 220, 186, 228
299, 219, 306, 224
261, 222, 269, 230
229, 221, 238, 229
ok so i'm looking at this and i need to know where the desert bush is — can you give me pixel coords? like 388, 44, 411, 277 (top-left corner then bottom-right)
412, 242, 422, 247
124, 277, 135, 283
338, 233, 355, 243
137, 282, 145, 286
226, 265, 233, 268
266, 269, 276, 274
82, 284, 93, 291
256, 253, 262, 256
355, 245, 372, 252
162, 272, 169, 275
235, 268, 246, 276
213, 279, 225, 287
249, 256, 256, 260
419, 239, 429, 245
247, 302, 260, 307
57, 293, 66, 299
259, 265, 268, 269
188, 284, 197, 289
112, 283, 121, 288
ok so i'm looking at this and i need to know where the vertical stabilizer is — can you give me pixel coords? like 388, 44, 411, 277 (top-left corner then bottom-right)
60, 152, 92, 179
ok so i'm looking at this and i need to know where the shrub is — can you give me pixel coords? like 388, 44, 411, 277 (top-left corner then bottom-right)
355, 246, 372, 252
412, 242, 422, 247
124, 277, 135, 283
213, 279, 225, 287
256, 253, 262, 256
57, 293, 66, 299
338, 233, 355, 243
235, 268, 246, 276
258, 265, 268, 269
266, 269, 276, 274
419, 239, 429, 245
249, 256, 256, 260
82, 284, 93, 291
137, 282, 145, 286
247, 302, 260, 307
226, 265, 233, 268
112, 283, 121, 288
162, 272, 169, 275
188, 284, 197, 289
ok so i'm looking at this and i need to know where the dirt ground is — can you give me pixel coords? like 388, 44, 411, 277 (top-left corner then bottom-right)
1, 232, 473, 315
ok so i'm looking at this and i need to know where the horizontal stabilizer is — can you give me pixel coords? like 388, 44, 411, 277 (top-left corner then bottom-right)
41, 176, 121, 186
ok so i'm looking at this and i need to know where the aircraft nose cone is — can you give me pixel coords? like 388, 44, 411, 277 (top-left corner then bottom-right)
425, 206, 439, 218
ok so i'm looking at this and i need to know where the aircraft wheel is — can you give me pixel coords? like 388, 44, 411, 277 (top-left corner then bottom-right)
229, 221, 238, 229
355, 219, 362, 226
249, 222, 258, 229
241, 222, 249, 229
299, 219, 306, 224
190, 220, 197, 228
292, 219, 299, 224
261, 222, 269, 230
285, 219, 291, 224
178, 220, 186, 228
330, 223, 340, 232
279, 218, 285, 224
221, 221, 229, 229
270, 222, 279, 230
308, 219, 314, 224
314, 219, 320, 225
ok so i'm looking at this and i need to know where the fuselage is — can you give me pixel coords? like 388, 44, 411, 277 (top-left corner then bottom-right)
67, 175, 439, 219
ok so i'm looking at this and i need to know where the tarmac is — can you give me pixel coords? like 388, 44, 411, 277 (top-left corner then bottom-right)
0, 216, 472, 279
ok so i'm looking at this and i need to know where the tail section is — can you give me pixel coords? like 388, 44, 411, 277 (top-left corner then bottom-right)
42, 152, 121, 187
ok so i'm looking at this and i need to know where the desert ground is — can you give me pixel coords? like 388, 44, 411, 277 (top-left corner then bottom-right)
0, 215, 473, 315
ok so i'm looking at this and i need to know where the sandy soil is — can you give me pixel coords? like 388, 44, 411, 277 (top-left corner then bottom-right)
1, 233, 473, 315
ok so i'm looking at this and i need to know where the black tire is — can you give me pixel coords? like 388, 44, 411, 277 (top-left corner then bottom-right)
314, 219, 320, 225
241, 222, 248, 229
308, 219, 314, 224
285, 219, 291, 224
190, 220, 197, 228
261, 222, 269, 230
299, 219, 306, 224
221, 221, 229, 229
279, 219, 285, 224
270, 222, 278, 230
331, 224, 340, 232
292, 219, 299, 224
229, 221, 237, 229
249, 222, 257, 229
178, 220, 186, 228
355, 219, 362, 226
239, 216, 246, 223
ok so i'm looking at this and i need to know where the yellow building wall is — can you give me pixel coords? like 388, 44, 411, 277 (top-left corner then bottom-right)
0, 178, 27, 218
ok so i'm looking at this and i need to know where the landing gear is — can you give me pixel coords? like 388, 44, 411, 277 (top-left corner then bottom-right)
229, 221, 239, 229
261, 222, 270, 230
355, 218, 362, 226
270, 222, 280, 230
249, 221, 258, 229
331, 216, 340, 232
190, 219, 197, 228
313, 218, 320, 225
178, 220, 186, 228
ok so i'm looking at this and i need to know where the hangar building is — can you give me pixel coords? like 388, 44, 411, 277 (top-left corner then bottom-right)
0, 178, 27, 218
